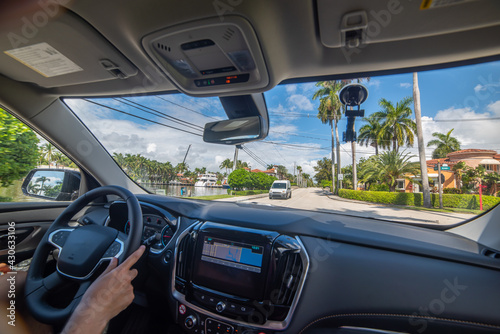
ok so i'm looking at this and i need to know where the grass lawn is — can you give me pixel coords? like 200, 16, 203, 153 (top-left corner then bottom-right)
190, 194, 235, 200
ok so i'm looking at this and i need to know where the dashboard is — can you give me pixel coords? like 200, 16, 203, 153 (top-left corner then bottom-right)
88, 195, 500, 334
105, 201, 176, 253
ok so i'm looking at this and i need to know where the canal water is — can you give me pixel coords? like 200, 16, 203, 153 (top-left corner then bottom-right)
143, 184, 228, 197
0, 180, 228, 202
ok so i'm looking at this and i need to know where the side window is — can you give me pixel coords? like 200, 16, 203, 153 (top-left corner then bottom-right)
0, 108, 79, 202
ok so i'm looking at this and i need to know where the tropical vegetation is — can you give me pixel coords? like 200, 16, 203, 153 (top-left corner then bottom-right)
427, 128, 461, 159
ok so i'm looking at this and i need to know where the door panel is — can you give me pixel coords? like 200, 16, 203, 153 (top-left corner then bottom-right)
0, 202, 70, 265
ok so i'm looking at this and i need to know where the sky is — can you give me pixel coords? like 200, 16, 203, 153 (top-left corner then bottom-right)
65, 60, 500, 179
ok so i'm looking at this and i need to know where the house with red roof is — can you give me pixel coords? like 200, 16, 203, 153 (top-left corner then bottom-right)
398, 149, 500, 193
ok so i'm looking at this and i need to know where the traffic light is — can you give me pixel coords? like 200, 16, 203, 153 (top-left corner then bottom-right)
440, 174, 445, 184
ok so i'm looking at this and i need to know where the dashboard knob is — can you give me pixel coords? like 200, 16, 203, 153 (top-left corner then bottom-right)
185, 315, 197, 329
216, 301, 226, 313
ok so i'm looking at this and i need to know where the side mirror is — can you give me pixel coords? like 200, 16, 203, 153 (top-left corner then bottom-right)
21, 168, 81, 201
203, 93, 269, 145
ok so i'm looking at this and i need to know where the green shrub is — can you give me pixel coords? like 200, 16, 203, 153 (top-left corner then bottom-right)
339, 190, 500, 210
369, 183, 389, 192
321, 179, 332, 188
443, 188, 461, 194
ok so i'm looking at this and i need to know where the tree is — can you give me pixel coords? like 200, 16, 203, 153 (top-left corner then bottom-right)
219, 158, 233, 174
313, 81, 345, 194
373, 97, 416, 152
40, 143, 55, 166
427, 128, 461, 159
484, 172, 500, 196
266, 164, 275, 170
228, 169, 248, 190
276, 165, 287, 179
0, 108, 39, 187
359, 150, 420, 191
358, 114, 388, 155
313, 157, 333, 185
413, 72, 431, 208
452, 161, 466, 190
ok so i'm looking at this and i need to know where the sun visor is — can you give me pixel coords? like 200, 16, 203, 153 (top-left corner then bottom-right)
317, 0, 500, 49
0, 7, 137, 88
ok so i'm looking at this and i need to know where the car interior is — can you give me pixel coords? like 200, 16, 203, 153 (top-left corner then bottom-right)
1, 0, 500, 333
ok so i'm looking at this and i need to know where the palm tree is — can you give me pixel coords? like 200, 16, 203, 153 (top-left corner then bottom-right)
266, 164, 275, 170
40, 143, 55, 167
359, 150, 420, 192
358, 114, 388, 155
276, 165, 287, 180
427, 128, 461, 159
219, 158, 233, 174
452, 161, 466, 190
373, 97, 416, 152
413, 72, 431, 208
313, 80, 345, 193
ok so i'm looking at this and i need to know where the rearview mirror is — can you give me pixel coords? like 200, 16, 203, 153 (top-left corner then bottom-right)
22, 168, 81, 201
203, 93, 269, 145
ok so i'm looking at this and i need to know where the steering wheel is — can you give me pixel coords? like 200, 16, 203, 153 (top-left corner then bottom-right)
24, 186, 143, 325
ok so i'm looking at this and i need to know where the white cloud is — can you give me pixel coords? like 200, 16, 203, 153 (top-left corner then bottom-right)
286, 84, 297, 94
287, 94, 314, 111
400, 82, 411, 88
147, 143, 157, 153
365, 79, 381, 89
487, 100, 500, 116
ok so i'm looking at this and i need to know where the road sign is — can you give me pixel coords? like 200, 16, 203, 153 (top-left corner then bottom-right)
338, 174, 344, 180
434, 164, 450, 171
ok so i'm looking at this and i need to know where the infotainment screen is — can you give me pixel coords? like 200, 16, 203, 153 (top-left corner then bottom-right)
192, 235, 269, 300
201, 237, 263, 273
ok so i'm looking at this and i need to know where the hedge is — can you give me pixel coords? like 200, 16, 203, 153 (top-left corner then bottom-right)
339, 189, 500, 211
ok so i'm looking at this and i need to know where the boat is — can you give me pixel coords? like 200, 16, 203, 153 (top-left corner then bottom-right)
194, 173, 218, 187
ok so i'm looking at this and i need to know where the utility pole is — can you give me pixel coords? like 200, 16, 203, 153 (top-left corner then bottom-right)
233, 145, 240, 172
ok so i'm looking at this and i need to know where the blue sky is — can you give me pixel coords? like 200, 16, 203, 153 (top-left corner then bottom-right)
66, 60, 500, 178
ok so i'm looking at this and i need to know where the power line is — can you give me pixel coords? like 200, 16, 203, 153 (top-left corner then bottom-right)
81, 99, 203, 137
118, 97, 204, 130
241, 145, 268, 168
155, 96, 218, 120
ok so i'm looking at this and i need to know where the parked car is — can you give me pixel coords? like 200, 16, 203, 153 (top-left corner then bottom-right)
269, 180, 291, 199
0, 1, 500, 334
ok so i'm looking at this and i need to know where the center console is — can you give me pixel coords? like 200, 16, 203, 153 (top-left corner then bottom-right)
172, 222, 309, 333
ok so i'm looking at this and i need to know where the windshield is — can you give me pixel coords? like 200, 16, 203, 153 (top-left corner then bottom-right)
65, 60, 500, 226
272, 183, 287, 189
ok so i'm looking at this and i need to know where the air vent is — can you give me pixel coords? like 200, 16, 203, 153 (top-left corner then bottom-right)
222, 27, 235, 41
483, 248, 500, 259
275, 251, 303, 306
156, 43, 171, 52
176, 232, 192, 280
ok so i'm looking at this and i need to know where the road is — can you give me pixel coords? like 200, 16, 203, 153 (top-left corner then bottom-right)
217, 187, 473, 225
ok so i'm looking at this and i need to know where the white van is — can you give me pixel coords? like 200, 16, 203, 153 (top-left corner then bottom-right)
269, 180, 291, 199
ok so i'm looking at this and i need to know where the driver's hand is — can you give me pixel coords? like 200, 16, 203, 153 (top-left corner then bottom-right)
62, 245, 146, 334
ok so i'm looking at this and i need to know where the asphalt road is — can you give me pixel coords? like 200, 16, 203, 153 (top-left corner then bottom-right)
217, 187, 473, 225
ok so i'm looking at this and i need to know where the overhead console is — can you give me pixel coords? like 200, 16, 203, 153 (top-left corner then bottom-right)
172, 222, 308, 333
142, 16, 269, 96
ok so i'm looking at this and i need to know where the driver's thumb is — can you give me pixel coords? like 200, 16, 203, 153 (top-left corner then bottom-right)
101, 257, 118, 276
